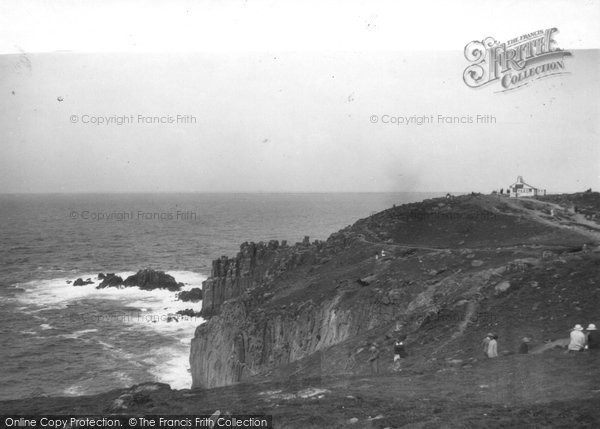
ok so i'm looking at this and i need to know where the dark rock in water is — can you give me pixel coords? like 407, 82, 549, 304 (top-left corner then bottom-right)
73, 278, 94, 286
178, 288, 203, 302
177, 309, 202, 318
66, 280, 72, 284
97, 273, 124, 288
98, 270, 181, 290
98, 273, 106, 279
123, 269, 182, 291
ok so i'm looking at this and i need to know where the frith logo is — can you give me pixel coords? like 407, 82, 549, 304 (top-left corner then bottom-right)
463, 28, 571, 92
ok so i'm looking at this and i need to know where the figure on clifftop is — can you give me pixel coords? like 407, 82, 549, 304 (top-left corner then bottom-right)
487, 334, 499, 358
393, 335, 407, 372
368, 343, 381, 374
519, 337, 531, 354
585, 323, 598, 351
482, 333, 493, 357
568, 324, 586, 352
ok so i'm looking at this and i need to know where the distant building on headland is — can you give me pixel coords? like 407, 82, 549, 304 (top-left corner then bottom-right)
508, 176, 546, 198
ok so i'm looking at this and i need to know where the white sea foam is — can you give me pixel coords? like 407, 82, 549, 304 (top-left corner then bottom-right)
63, 384, 87, 396
62, 371, 133, 397
59, 328, 98, 340
15, 270, 206, 390
15, 272, 136, 308
147, 346, 193, 390
15, 271, 205, 317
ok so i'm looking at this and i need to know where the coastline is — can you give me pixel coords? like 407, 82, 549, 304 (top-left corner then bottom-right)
2, 192, 599, 429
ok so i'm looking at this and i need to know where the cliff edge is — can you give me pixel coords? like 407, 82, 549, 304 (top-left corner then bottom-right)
190, 193, 600, 389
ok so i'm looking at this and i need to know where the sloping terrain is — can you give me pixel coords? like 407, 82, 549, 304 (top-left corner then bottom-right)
2, 192, 600, 427
3, 354, 599, 428
190, 193, 600, 390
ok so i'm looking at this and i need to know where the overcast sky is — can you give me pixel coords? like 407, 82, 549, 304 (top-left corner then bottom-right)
1, 0, 599, 193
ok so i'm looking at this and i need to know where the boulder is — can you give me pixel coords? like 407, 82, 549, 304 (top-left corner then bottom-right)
178, 288, 203, 302
73, 278, 94, 286
177, 309, 203, 318
97, 273, 124, 288
123, 269, 183, 291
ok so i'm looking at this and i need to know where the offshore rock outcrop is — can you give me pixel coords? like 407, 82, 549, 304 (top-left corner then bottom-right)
190, 193, 600, 390
123, 269, 183, 291
178, 288, 203, 302
97, 273, 124, 288
96, 269, 183, 291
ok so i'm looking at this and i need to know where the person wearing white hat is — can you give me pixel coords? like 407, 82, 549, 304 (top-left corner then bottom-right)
568, 324, 586, 352
586, 323, 598, 351
482, 333, 493, 357
487, 334, 499, 358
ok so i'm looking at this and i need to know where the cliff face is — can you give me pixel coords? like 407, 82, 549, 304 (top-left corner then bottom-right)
190, 193, 600, 389
200, 238, 316, 317
191, 273, 402, 388
191, 227, 397, 388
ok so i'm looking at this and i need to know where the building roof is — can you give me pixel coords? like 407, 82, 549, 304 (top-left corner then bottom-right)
510, 176, 541, 190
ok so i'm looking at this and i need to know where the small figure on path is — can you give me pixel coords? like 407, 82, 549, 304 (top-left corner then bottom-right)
519, 337, 531, 354
487, 334, 498, 358
393, 336, 407, 372
368, 343, 381, 374
586, 323, 598, 351
568, 324, 586, 352
482, 333, 492, 357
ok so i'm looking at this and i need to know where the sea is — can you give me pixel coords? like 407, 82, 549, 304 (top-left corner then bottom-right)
0, 192, 440, 401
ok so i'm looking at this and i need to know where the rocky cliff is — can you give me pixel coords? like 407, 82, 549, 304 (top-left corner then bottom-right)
190, 193, 600, 389
200, 238, 317, 317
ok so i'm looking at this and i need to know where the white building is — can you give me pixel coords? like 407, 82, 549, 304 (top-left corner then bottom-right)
508, 176, 546, 198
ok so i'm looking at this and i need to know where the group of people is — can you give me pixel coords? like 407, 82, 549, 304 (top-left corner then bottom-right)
367, 336, 408, 374
480, 323, 599, 358
568, 323, 598, 352
482, 333, 499, 358
367, 323, 597, 375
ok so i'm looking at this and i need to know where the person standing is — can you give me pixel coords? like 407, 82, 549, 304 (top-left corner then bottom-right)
568, 324, 586, 352
519, 337, 531, 354
487, 334, 498, 358
482, 333, 492, 357
393, 336, 407, 372
586, 324, 598, 351
368, 343, 381, 374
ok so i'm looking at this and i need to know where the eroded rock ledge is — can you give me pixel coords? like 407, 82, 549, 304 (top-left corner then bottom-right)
200, 238, 320, 317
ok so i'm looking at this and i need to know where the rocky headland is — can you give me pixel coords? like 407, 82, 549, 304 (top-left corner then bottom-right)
189, 192, 600, 392
4, 193, 600, 428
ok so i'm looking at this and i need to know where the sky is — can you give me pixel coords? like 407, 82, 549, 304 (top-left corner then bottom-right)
0, 0, 599, 193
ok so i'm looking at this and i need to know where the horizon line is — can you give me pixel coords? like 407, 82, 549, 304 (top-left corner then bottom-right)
0, 190, 454, 196
0, 189, 586, 196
